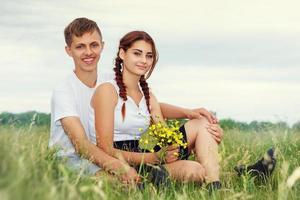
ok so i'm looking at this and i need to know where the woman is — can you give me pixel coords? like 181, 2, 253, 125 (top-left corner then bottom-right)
91, 31, 221, 189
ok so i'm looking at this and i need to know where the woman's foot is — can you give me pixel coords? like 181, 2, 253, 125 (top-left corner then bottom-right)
234, 147, 276, 181
144, 164, 170, 188
206, 181, 222, 193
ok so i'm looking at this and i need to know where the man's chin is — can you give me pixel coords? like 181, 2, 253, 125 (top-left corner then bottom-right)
76, 66, 97, 73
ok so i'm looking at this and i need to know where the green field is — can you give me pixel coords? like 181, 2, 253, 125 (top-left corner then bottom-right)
0, 125, 299, 200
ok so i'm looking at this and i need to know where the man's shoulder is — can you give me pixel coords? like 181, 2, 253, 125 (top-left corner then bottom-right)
53, 73, 77, 93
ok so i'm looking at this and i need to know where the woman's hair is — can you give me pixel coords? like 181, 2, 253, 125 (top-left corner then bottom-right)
114, 31, 158, 121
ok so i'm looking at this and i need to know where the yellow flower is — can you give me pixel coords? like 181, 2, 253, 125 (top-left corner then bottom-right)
138, 119, 188, 152
138, 128, 144, 132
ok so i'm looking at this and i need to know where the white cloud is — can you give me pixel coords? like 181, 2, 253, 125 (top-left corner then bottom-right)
149, 65, 300, 124
0, 0, 299, 124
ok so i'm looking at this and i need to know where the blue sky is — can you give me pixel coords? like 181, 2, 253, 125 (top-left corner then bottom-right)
1, 0, 300, 124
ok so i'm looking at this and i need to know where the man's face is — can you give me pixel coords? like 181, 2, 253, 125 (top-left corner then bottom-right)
65, 30, 103, 73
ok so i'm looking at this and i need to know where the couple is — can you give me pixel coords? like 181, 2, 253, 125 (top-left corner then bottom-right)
49, 17, 275, 191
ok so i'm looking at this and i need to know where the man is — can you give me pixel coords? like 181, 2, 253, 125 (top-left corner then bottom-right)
50, 18, 273, 186
50, 18, 139, 182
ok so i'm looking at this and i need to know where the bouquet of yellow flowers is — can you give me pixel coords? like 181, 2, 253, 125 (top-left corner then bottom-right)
138, 120, 188, 153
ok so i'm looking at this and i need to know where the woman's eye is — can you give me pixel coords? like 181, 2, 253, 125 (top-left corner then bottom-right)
147, 55, 153, 59
134, 52, 141, 56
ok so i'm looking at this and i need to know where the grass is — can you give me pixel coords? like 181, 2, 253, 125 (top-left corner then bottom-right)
0, 125, 299, 200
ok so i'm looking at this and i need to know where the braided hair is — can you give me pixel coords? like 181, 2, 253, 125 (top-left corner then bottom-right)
114, 31, 158, 121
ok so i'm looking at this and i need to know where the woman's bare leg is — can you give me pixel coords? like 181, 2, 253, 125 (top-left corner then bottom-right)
184, 118, 220, 183
163, 160, 206, 183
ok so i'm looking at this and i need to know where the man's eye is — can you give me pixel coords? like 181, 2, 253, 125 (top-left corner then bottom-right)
76, 45, 83, 49
92, 43, 99, 48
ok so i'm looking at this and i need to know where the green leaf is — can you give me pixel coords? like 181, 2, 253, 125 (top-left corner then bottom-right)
138, 130, 158, 151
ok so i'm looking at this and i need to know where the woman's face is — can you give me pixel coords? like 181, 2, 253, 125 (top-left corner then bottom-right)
120, 40, 154, 77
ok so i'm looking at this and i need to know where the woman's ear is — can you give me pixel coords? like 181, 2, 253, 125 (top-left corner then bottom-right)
119, 49, 125, 60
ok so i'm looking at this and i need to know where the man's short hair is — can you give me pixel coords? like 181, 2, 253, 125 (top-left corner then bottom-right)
64, 17, 102, 47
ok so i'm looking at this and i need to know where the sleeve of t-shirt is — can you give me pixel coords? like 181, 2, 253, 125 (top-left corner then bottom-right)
51, 89, 79, 126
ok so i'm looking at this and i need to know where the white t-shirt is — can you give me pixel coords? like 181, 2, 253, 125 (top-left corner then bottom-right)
49, 71, 112, 174
89, 79, 151, 144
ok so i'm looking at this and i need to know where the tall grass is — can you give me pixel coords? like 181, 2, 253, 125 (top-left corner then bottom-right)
0, 125, 299, 199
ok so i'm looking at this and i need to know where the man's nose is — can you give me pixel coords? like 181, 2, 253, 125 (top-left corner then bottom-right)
85, 47, 93, 55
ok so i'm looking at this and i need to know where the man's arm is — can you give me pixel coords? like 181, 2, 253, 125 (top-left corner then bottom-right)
60, 117, 140, 182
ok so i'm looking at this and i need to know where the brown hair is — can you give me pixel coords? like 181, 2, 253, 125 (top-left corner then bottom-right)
114, 31, 158, 121
64, 17, 102, 47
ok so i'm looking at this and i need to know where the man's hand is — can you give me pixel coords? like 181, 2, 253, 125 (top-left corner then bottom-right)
119, 166, 141, 184
206, 123, 223, 144
185, 108, 218, 124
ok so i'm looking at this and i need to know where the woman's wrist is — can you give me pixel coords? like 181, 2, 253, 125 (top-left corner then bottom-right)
151, 152, 160, 164
183, 108, 192, 119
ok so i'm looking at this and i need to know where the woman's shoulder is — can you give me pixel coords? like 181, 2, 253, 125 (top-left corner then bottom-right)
95, 80, 117, 95
91, 81, 118, 108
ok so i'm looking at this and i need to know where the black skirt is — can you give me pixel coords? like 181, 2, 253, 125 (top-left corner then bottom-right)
113, 125, 189, 160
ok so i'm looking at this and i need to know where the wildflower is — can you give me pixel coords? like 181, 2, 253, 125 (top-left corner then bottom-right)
138, 128, 144, 132
138, 119, 188, 152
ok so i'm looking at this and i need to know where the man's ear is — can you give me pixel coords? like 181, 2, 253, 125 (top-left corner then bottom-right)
119, 48, 125, 60
65, 46, 72, 57
100, 41, 105, 53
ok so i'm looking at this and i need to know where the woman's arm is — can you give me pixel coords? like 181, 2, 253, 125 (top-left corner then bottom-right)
149, 94, 166, 124
159, 103, 223, 143
159, 103, 218, 124
93, 83, 159, 166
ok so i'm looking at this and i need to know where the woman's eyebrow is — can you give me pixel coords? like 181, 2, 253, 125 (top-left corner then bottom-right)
132, 49, 142, 52
132, 49, 153, 54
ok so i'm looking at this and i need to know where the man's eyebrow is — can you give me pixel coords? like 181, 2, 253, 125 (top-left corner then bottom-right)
75, 43, 86, 46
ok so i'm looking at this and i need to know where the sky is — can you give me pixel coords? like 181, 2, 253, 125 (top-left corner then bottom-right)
1, 0, 300, 125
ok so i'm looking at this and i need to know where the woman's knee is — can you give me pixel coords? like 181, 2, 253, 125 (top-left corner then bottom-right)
185, 118, 212, 148
184, 162, 206, 182
193, 118, 210, 127
185, 118, 209, 132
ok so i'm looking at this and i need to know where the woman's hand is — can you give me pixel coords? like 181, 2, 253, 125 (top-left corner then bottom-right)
185, 108, 218, 124
206, 123, 224, 144
156, 145, 180, 164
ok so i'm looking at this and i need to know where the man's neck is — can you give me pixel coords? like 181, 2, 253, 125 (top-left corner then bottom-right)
74, 69, 97, 88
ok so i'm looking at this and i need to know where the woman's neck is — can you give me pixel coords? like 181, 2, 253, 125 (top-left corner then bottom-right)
122, 70, 140, 92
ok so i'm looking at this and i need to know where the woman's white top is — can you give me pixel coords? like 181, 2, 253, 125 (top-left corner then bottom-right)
89, 79, 151, 143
